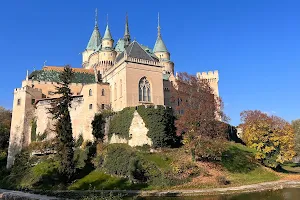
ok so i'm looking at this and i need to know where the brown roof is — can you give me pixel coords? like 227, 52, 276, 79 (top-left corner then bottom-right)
43, 66, 94, 74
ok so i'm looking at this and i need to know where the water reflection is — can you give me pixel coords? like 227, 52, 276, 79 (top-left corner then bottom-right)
135, 188, 300, 200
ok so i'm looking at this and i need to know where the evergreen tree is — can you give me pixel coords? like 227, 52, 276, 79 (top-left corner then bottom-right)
49, 65, 75, 182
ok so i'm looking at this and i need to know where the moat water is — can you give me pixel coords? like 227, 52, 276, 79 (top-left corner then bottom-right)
136, 188, 300, 200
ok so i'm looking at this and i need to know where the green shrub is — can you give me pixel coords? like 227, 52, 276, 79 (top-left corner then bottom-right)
137, 105, 178, 148
75, 134, 84, 148
37, 131, 48, 141
92, 114, 106, 142
108, 107, 135, 140
74, 148, 89, 170
31, 118, 37, 142
103, 144, 135, 178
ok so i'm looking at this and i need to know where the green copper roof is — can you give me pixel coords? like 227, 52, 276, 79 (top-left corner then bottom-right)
86, 26, 101, 50
114, 39, 125, 52
29, 70, 96, 84
163, 73, 171, 80
103, 24, 113, 40
153, 35, 168, 53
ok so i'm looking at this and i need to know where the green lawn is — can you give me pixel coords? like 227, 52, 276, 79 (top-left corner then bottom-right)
68, 170, 146, 190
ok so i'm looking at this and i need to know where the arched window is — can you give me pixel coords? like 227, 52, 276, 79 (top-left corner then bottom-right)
101, 89, 105, 96
139, 77, 151, 102
89, 89, 92, 96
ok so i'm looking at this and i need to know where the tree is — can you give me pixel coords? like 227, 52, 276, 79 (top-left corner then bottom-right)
171, 72, 228, 161
240, 110, 295, 168
49, 65, 75, 182
0, 107, 11, 150
292, 119, 300, 156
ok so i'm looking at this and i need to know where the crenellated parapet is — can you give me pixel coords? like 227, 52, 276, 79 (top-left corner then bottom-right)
197, 70, 219, 82
196, 70, 219, 97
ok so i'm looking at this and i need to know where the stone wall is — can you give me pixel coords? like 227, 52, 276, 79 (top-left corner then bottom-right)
109, 110, 152, 147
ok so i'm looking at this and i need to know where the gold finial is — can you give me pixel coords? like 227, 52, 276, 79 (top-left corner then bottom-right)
95, 8, 98, 27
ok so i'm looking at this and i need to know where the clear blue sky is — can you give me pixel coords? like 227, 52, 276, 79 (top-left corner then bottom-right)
0, 0, 299, 125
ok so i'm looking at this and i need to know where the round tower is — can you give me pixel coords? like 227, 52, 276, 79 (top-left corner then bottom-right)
82, 9, 101, 69
153, 13, 174, 74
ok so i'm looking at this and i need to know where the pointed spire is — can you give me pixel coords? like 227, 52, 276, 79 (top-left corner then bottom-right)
153, 13, 168, 53
86, 8, 101, 50
103, 14, 113, 40
95, 8, 98, 27
124, 13, 131, 47
157, 12, 161, 37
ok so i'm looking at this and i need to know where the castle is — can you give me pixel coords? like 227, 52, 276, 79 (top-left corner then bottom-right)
7, 11, 219, 168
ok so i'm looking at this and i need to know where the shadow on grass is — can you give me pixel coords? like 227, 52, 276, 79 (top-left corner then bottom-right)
222, 145, 258, 173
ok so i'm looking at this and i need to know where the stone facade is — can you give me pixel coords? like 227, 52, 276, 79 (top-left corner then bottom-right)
7, 11, 220, 168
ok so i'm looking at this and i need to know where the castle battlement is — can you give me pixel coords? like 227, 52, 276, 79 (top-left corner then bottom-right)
24, 80, 84, 87
127, 57, 162, 67
14, 86, 42, 93
197, 70, 219, 81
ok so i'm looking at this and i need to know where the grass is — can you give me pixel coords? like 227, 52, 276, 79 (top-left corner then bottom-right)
68, 170, 146, 190
137, 152, 172, 170
228, 167, 279, 185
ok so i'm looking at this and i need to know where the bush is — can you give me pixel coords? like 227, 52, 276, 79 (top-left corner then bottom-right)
103, 144, 136, 178
108, 107, 135, 140
216, 176, 230, 185
195, 138, 227, 162
75, 134, 84, 148
92, 114, 106, 142
137, 105, 179, 148
31, 118, 37, 142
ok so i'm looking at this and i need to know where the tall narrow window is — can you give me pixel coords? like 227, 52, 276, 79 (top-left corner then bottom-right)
101, 104, 105, 109
120, 79, 122, 97
139, 77, 151, 102
89, 104, 93, 110
114, 83, 117, 100
17, 99, 21, 105
89, 89, 92, 96
101, 89, 105, 96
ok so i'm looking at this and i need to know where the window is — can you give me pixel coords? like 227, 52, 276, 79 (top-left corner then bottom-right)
101, 104, 105, 109
101, 89, 105, 96
17, 99, 21, 105
31, 99, 35, 105
89, 89, 92, 96
120, 79, 122, 97
114, 83, 117, 100
139, 77, 151, 102
89, 104, 93, 110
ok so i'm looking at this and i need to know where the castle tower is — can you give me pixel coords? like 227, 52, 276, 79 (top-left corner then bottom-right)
82, 9, 101, 68
7, 86, 43, 168
153, 13, 174, 74
124, 13, 131, 48
96, 16, 116, 74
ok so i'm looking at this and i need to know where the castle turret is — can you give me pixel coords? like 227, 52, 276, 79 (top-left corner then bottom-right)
153, 13, 174, 74
102, 23, 114, 50
82, 9, 101, 68
124, 13, 131, 48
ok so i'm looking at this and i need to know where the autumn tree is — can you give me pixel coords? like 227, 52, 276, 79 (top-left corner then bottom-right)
49, 65, 75, 182
292, 119, 300, 156
0, 107, 11, 150
240, 110, 295, 168
172, 72, 228, 161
